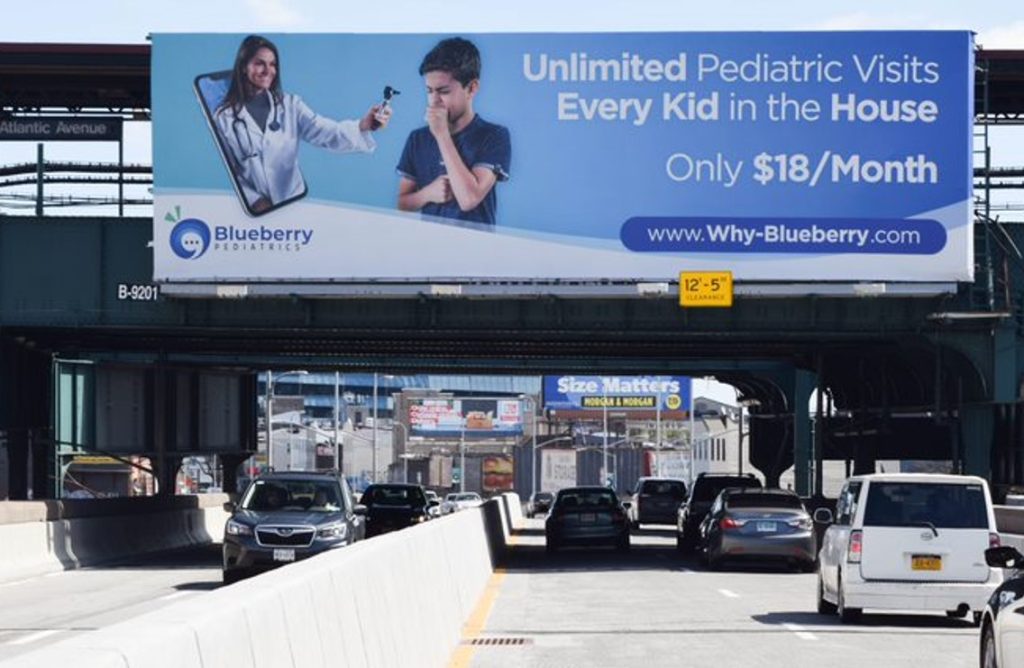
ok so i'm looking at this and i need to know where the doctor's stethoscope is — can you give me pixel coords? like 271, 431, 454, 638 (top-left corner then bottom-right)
230, 92, 283, 161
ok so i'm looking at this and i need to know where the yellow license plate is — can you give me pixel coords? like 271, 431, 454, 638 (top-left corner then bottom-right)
911, 555, 942, 571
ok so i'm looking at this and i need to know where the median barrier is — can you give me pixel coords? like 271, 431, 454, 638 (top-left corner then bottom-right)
0, 495, 517, 668
0, 494, 230, 583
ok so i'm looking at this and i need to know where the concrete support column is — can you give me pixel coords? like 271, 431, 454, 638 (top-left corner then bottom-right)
961, 403, 994, 480
792, 369, 815, 497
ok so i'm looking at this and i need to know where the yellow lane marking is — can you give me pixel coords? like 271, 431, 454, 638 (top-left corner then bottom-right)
448, 565, 510, 667
448, 505, 524, 668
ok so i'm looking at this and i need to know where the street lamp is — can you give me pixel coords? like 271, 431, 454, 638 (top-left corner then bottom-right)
519, 394, 538, 498
266, 369, 308, 471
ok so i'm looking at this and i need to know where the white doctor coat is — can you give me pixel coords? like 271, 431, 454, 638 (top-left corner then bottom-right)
214, 92, 376, 209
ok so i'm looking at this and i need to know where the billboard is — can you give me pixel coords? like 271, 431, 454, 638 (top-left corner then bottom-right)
408, 398, 523, 439
153, 32, 972, 285
544, 375, 691, 412
541, 449, 577, 492
482, 456, 514, 492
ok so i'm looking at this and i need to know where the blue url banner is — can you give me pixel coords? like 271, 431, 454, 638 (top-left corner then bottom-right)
620, 217, 947, 254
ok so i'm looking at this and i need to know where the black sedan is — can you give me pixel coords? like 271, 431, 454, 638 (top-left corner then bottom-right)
545, 486, 630, 553
222, 471, 365, 584
360, 483, 431, 537
526, 491, 555, 518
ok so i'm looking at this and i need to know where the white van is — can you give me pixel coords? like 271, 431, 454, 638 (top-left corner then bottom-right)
815, 473, 1002, 623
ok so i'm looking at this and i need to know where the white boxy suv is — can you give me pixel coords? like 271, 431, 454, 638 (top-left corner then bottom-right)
815, 473, 1003, 623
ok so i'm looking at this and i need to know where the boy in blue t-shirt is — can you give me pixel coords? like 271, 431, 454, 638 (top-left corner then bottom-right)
397, 37, 511, 225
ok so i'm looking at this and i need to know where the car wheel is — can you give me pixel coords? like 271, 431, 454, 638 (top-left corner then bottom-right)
222, 569, 241, 586
837, 577, 862, 623
545, 539, 559, 554
801, 559, 818, 574
616, 535, 630, 552
981, 619, 998, 668
816, 575, 837, 615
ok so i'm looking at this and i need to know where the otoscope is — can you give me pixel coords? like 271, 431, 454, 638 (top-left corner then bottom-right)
371, 85, 400, 129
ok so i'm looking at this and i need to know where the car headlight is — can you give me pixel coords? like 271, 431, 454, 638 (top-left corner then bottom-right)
316, 522, 348, 540
225, 519, 253, 536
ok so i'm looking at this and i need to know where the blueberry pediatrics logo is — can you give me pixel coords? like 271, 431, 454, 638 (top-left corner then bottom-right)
163, 205, 314, 259
165, 207, 210, 260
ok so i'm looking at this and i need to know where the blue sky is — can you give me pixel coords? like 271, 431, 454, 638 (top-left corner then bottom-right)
3, 0, 1024, 42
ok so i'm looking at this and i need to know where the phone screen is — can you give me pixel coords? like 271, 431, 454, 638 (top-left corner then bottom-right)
193, 71, 307, 217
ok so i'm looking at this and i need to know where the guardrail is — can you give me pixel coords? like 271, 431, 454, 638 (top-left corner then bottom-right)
0, 493, 521, 668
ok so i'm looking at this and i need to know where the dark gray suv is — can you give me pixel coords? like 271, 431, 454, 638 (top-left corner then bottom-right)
222, 471, 366, 584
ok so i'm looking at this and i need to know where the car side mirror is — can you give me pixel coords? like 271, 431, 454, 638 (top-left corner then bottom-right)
353, 504, 368, 517
223, 501, 236, 513
986, 546, 1024, 569
813, 508, 833, 524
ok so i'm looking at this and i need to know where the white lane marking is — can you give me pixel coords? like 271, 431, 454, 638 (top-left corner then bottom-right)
158, 591, 192, 602
8, 629, 62, 645
717, 589, 740, 598
783, 623, 817, 641
0, 578, 38, 588
44, 571, 65, 578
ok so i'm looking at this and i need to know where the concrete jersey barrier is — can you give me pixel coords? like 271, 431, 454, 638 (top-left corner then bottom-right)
0, 492, 521, 668
0, 494, 230, 583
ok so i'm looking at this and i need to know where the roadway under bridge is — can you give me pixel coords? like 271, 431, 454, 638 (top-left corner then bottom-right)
2, 46, 1024, 500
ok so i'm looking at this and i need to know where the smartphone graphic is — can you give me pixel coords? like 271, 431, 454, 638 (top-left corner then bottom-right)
193, 70, 307, 217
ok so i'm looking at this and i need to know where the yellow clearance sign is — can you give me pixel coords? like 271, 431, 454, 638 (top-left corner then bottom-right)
679, 271, 733, 307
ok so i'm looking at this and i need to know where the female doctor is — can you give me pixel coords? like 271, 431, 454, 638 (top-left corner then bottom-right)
214, 35, 390, 214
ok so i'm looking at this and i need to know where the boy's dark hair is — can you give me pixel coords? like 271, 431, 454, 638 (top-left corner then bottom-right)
419, 37, 481, 86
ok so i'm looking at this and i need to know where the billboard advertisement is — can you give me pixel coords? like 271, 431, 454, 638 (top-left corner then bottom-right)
482, 455, 514, 492
408, 398, 523, 438
153, 32, 972, 284
544, 375, 691, 412
541, 449, 577, 492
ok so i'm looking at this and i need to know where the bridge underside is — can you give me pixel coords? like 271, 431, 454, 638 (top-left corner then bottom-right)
2, 275, 1021, 500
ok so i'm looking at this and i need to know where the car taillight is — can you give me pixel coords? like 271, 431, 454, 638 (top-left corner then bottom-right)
990, 533, 1002, 548
720, 517, 746, 530
847, 530, 863, 563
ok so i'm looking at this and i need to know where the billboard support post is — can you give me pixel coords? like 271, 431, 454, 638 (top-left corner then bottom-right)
603, 387, 609, 487
371, 373, 378, 483
520, 394, 537, 499
333, 371, 341, 472
459, 429, 465, 493
656, 386, 662, 477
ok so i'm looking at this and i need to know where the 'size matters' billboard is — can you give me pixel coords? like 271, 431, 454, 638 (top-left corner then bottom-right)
153, 32, 972, 284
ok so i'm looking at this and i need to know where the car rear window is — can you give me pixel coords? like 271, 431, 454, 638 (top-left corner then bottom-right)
862, 482, 989, 529
726, 494, 804, 510
556, 490, 619, 510
364, 486, 426, 506
693, 478, 762, 502
640, 480, 687, 498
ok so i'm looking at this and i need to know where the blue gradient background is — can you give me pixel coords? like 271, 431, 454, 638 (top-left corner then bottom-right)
153, 32, 971, 242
